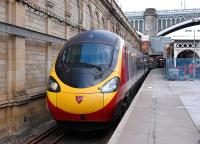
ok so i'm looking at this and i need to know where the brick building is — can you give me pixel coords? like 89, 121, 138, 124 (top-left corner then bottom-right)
0, 0, 140, 139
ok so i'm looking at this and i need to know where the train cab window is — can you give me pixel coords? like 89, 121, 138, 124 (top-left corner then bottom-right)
62, 43, 114, 66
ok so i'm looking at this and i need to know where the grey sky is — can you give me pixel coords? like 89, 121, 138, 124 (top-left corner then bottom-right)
117, 0, 200, 12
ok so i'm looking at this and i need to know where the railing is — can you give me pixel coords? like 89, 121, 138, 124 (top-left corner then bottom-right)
165, 58, 200, 80
124, 11, 144, 17
125, 8, 200, 17
157, 8, 200, 15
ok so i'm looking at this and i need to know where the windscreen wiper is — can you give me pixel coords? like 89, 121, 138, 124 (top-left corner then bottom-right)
80, 63, 102, 71
97, 64, 110, 70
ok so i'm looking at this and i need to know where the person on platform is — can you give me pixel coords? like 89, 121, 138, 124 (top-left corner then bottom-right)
184, 64, 188, 80
189, 62, 194, 80
178, 64, 184, 80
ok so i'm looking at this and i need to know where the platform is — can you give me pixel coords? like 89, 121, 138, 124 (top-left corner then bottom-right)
109, 68, 200, 144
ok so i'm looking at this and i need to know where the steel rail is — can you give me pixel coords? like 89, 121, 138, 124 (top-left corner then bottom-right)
27, 125, 58, 144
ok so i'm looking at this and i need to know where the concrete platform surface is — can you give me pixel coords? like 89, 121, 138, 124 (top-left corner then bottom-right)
108, 69, 200, 144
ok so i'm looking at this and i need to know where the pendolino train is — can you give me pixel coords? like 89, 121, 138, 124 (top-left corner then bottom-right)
47, 30, 149, 129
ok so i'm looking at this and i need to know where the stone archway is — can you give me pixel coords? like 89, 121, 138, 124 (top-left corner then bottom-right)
174, 49, 200, 67
177, 50, 199, 59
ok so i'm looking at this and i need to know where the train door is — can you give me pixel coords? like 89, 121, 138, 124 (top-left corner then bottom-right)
127, 47, 137, 82
121, 44, 129, 83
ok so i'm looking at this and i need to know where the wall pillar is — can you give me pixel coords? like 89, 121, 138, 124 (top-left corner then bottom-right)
46, 44, 52, 76
106, 17, 111, 31
174, 43, 178, 68
144, 8, 157, 36
65, 0, 70, 40
6, 35, 26, 123
8, 1, 25, 27
160, 19, 163, 31
5, 1, 27, 136
13, 37, 26, 97
7, 1, 26, 99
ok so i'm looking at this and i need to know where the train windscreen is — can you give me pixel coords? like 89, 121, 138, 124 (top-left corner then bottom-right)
62, 43, 113, 66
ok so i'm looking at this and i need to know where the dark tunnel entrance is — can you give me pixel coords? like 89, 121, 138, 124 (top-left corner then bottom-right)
177, 50, 199, 59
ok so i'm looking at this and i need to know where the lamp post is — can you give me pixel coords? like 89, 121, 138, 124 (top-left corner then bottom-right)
193, 29, 196, 79
184, 0, 186, 9
191, 17, 200, 79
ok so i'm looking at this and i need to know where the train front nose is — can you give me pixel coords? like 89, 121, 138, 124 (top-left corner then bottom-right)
50, 92, 104, 121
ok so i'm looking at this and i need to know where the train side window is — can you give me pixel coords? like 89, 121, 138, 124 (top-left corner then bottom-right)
128, 47, 134, 61
123, 45, 127, 59
125, 46, 129, 64
62, 49, 67, 62
124, 45, 129, 80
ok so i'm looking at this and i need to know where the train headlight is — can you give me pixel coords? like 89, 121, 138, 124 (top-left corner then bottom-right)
100, 77, 120, 93
48, 76, 60, 92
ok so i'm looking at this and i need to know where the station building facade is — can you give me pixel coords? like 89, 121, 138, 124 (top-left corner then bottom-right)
0, 0, 140, 139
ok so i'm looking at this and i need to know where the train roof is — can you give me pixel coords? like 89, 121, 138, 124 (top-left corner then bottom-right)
66, 30, 122, 45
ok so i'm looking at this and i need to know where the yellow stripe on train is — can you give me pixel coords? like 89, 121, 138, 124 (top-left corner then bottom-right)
47, 44, 123, 114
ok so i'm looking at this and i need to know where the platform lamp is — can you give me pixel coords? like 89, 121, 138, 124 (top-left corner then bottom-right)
193, 29, 196, 79
192, 17, 200, 78
192, 17, 200, 79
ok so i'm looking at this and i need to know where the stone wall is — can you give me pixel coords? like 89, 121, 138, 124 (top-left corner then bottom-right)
19, 0, 140, 43
0, 1, 7, 101
50, 21, 65, 38
50, 45, 60, 63
0, 0, 141, 140
0, 32, 7, 101
0, 108, 7, 139
25, 41, 63, 96
0, 0, 6, 22
69, 0, 79, 26
25, 10, 46, 33
52, 0, 65, 19
0, 97, 50, 140
25, 40, 47, 96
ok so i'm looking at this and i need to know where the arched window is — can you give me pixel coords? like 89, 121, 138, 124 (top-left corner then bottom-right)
83, 2, 92, 30
93, 12, 99, 29
135, 20, 138, 31
163, 19, 166, 29
167, 19, 171, 28
172, 18, 175, 25
112, 26, 115, 32
130, 20, 134, 27
181, 18, 185, 22
158, 19, 162, 31
101, 17, 105, 29
139, 20, 143, 33
176, 18, 180, 24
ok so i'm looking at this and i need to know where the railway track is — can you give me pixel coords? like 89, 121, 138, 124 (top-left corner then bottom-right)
25, 72, 148, 144
26, 124, 116, 144
26, 125, 66, 144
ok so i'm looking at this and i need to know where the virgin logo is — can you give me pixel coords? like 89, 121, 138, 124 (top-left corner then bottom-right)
75, 96, 84, 104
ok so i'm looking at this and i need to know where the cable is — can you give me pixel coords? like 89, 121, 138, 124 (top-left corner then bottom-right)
15, 0, 85, 31
16, 0, 105, 30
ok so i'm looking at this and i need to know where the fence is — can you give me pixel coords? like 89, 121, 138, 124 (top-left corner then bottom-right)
165, 58, 200, 80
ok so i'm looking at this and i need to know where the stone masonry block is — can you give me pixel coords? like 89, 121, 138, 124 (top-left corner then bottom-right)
15, 70, 25, 82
